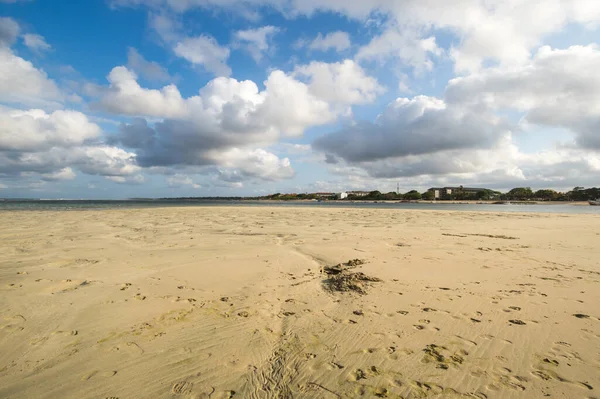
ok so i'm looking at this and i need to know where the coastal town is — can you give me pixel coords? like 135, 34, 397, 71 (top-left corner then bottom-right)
265, 186, 600, 202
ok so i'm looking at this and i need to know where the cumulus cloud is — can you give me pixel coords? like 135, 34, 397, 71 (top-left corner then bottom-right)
0, 17, 20, 47
167, 173, 200, 188
217, 148, 294, 181
112, 118, 296, 181
313, 42, 600, 187
356, 28, 442, 73
41, 167, 76, 181
234, 25, 279, 62
0, 107, 140, 180
97, 68, 315, 182
322, 132, 600, 191
96, 62, 373, 135
91, 56, 382, 184
98, 67, 187, 118
0, 108, 100, 152
23, 33, 52, 53
0, 47, 62, 107
314, 95, 506, 163
127, 47, 172, 82
106, 174, 145, 184
113, 0, 600, 73
148, 13, 181, 43
308, 31, 351, 52
0, 144, 140, 179
445, 44, 600, 150
0, 19, 60, 106
174, 35, 231, 77
293, 59, 384, 106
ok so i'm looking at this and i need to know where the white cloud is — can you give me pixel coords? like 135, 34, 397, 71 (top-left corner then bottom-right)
308, 31, 351, 52
0, 47, 62, 106
148, 13, 181, 43
0, 144, 140, 180
314, 95, 506, 163
0, 17, 20, 47
356, 27, 442, 73
98, 66, 187, 118
41, 167, 76, 181
293, 59, 384, 106
127, 47, 172, 82
106, 174, 145, 184
235, 25, 279, 62
445, 44, 600, 150
97, 63, 360, 183
114, 0, 600, 73
167, 173, 200, 188
92, 57, 382, 185
174, 35, 231, 77
323, 132, 600, 191
0, 108, 100, 152
77, 146, 140, 177
0, 106, 140, 180
97, 64, 353, 136
23, 33, 52, 53
216, 148, 294, 181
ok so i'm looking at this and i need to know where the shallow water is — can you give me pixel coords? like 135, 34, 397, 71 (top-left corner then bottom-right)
1, 199, 599, 214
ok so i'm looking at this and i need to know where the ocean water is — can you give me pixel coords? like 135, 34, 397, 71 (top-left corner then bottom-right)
0, 199, 599, 214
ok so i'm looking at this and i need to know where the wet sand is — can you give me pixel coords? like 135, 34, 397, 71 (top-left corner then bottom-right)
0, 207, 599, 398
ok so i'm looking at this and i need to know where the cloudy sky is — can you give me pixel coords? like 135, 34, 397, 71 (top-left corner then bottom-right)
1, 0, 600, 198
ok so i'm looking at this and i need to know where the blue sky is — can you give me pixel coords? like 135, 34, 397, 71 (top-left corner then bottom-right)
1, 0, 600, 198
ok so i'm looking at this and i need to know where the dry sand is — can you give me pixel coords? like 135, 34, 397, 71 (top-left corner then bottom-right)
0, 207, 599, 399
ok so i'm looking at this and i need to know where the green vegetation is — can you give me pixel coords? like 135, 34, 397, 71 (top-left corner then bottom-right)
162, 186, 599, 202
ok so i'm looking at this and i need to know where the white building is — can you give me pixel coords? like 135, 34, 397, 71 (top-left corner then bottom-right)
337, 192, 348, 199
347, 191, 370, 197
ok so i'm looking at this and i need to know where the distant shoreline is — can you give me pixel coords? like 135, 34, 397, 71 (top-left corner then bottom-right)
0, 198, 591, 206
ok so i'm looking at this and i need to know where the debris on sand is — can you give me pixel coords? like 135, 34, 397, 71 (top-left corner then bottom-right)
423, 344, 446, 362
322, 259, 365, 275
321, 260, 381, 295
509, 319, 526, 325
346, 259, 365, 267
573, 313, 589, 319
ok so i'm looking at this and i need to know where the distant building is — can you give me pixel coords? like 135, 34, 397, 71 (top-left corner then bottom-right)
337, 192, 348, 199
313, 192, 335, 198
428, 186, 488, 199
347, 191, 370, 197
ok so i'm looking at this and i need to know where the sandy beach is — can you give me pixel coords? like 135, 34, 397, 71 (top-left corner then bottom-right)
0, 207, 599, 398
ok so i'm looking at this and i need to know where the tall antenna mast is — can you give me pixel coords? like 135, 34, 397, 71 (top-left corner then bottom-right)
397, 182, 399, 195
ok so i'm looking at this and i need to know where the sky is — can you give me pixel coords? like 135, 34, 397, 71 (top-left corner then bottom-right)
1, 0, 600, 199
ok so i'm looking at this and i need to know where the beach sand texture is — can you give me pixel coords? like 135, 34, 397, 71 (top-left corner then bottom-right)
0, 207, 599, 398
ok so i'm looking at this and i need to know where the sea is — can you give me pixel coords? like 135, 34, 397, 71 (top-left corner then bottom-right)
0, 199, 599, 214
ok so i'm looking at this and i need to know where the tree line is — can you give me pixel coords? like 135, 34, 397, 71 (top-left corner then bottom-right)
342, 187, 600, 201
164, 187, 600, 202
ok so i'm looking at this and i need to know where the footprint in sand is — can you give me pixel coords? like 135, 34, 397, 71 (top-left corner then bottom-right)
171, 381, 193, 395
349, 369, 367, 381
